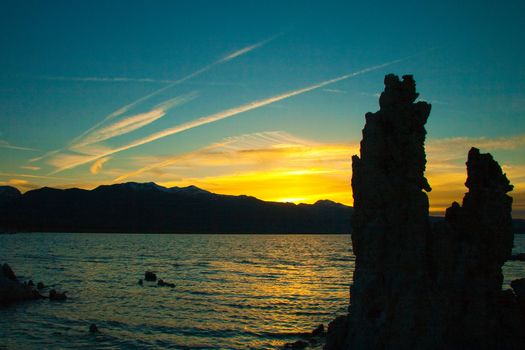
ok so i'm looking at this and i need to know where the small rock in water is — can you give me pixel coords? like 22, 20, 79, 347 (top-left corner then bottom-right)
144, 271, 157, 282
89, 324, 99, 333
2, 263, 17, 281
311, 324, 325, 337
138, 279, 143, 285
49, 289, 67, 301
157, 279, 175, 288
37, 282, 45, 289
283, 340, 308, 349
511, 278, 525, 298
509, 253, 525, 261
27, 280, 34, 287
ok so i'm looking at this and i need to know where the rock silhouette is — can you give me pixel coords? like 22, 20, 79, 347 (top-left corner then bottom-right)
0, 263, 43, 304
49, 289, 67, 301
325, 74, 525, 349
157, 279, 175, 288
144, 271, 157, 282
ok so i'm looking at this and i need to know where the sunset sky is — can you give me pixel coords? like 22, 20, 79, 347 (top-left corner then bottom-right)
1, 0, 524, 217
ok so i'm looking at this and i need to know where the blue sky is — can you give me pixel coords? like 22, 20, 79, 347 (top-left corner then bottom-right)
1, 0, 524, 216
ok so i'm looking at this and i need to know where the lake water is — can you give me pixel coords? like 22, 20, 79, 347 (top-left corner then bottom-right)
1, 233, 524, 349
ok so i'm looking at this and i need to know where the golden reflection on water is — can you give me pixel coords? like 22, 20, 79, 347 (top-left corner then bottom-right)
0, 233, 353, 349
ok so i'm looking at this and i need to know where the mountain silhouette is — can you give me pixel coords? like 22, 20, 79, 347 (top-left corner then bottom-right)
0, 183, 352, 233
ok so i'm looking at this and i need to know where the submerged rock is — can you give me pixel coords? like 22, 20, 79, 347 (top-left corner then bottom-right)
49, 289, 67, 301
0, 263, 42, 304
511, 278, 525, 299
157, 279, 175, 288
89, 323, 99, 333
324, 315, 349, 350
311, 324, 325, 337
2, 263, 16, 281
37, 282, 45, 289
283, 339, 308, 349
509, 253, 525, 261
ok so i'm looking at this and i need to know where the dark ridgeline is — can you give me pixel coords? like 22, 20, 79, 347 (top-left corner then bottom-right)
0, 183, 351, 233
325, 75, 525, 349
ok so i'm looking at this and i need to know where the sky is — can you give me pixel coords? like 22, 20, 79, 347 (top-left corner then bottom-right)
1, 0, 524, 217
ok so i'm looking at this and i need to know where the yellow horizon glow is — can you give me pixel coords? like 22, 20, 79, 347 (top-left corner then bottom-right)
3, 132, 524, 218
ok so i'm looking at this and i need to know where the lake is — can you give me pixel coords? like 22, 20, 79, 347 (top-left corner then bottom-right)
1, 233, 524, 349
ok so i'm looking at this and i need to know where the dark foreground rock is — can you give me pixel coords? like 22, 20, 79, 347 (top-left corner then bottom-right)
284, 340, 309, 349
325, 74, 525, 349
49, 289, 67, 301
0, 263, 42, 304
144, 271, 157, 282
509, 253, 525, 261
157, 279, 175, 287
511, 278, 525, 299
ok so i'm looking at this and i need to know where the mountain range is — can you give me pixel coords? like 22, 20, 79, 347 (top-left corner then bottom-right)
0, 183, 352, 233
1, 183, 524, 234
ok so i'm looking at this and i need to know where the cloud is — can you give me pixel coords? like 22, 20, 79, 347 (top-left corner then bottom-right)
0, 179, 40, 191
32, 35, 277, 166
69, 35, 278, 145
425, 134, 525, 214
0, 172, 69, 180
0, 140, 37, 151
41, 76, 175, 84
20, 165, 41, 171
220, 34, 281, 62
72, 93, 197, 148
323, 88, 347, 94
90, 157, 111, 175
114, 131, 327, 181
50, 58, 404, 174
111, 131, 357, 205
111, 130, 525, 214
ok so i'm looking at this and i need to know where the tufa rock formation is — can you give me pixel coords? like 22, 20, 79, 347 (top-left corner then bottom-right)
325, 74, 525, 349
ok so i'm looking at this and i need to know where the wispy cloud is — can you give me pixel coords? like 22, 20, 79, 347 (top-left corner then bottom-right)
220, 33, 281, 62
115, 131, 525, 212
72, 93, 197, 148
90, 157, 111, 175
41, 76, 176, 84
114, 131, 324, 181
0, 172, 69, 180
0, 179, 40, 191
323, 88, 347, 94
32, 35, 278, 166
69, 35, 279, 145
113, 131, 354, 204
20, 165, 41, 171
50, 58, 404, 174
0, 140, 38, 151
41, 93, 196, 172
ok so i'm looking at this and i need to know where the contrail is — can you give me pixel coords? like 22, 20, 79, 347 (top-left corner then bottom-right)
0, 172, 70, 180
0, 140, 38, 152
71, 93, 198, 148
32, 35, 279, 163
50, 58, 404, 174
69, 35, 280, 145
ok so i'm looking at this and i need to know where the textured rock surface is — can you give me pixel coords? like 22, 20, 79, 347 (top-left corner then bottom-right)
347, 74, 434, 349
429, 147, 518, 349
325, 74, 525, 349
